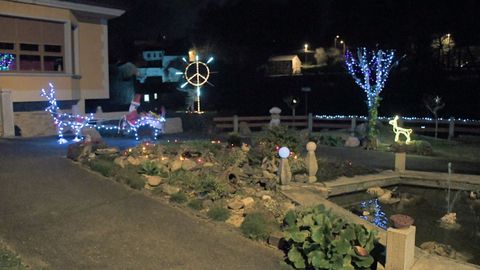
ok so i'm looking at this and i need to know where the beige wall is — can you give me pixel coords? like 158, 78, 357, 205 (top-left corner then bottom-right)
77, 20, 109, 100
0, 0, 109, 103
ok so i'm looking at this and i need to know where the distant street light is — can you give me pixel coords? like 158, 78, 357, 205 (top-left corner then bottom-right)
304, 43, 309, 64
340, 40, 346, 55
334, 35, 340, 48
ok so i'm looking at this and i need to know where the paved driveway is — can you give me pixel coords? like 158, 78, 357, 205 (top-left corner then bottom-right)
0, 138, 283, 270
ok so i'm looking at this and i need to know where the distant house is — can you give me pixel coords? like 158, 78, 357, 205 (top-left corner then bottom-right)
265, 55, 302, 76
0, 0, 124, 137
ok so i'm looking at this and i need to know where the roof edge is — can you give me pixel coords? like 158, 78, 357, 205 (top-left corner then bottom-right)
8, 0, 125, 18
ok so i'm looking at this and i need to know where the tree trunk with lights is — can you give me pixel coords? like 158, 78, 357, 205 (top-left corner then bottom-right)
345, 48, 398, 150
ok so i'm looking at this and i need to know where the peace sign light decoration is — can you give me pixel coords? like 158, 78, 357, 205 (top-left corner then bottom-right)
178, 55, 214, 113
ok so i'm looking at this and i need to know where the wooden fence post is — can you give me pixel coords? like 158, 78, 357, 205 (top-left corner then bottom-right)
233, 115, 239, 133
308, 113, 313, 133
448, 117, 455, 140
350, 116, 357, 135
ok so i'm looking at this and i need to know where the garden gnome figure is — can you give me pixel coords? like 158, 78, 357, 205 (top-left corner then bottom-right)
269, 107, 281, 127
306, 142, 318, 183
278, 147, 292, 185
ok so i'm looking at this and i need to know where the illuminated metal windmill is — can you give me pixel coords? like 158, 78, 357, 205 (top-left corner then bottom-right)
177, 55, 214, 113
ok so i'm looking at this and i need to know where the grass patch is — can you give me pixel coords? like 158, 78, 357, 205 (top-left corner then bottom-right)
187, 199, 204, 210
88, 159, 116, 177
317, 159, 376, 181
0, 244, 28, 270
240, 212, 276, 241
207, 205, 230, 221
115, 166, 145, 190
169, 192, 188, 204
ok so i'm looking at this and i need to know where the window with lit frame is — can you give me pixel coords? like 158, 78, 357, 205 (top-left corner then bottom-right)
0, 15, 64, 73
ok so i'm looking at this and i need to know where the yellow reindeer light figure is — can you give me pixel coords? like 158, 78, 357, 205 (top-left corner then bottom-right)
389, 116, 413, 144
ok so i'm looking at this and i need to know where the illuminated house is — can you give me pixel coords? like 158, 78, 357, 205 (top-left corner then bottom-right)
265, 55, 302, 76
0, 0, 123, 137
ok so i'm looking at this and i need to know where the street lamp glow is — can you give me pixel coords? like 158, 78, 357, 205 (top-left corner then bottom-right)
207, 56, 214, 64
304, 43, 308, 52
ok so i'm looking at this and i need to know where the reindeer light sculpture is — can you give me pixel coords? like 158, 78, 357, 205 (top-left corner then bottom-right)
41, 83, 93, 144
389, 115, 413, 144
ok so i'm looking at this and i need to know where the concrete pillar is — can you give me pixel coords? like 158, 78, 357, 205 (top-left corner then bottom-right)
386, 226, 416, 270
306, 142, 318, 183
448, 117, 455, 140
0, 90, 15, 137
394, 152, 406, 172
233, 115, 239, 133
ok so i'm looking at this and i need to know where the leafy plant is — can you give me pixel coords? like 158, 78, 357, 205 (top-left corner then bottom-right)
207, 205, 230, 221
317, 135, 345, 147
283, 205, 378, 270
227, 132, 243, 147
240, 212, 276, 241
0, 244, 28, 270
170, 192, 188, 204
187, 199, 204, 210
198, 176, 229, 201
115, 166, 146, 190
88, 159, 116, 177
139, 160, 168, 176
256, 126, 300, 158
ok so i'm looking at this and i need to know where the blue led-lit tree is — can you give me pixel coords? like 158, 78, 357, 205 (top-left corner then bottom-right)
345, 48, 396, 148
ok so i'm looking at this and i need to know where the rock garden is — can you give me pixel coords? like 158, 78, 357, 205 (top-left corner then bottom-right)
67, 126, 383, 269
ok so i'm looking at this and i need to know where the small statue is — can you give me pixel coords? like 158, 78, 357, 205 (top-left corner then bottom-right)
269, 107, 281, 127
278, 147, 292, 185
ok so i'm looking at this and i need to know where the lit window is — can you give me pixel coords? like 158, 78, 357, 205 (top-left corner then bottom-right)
144, 94, 150, 102
154, 93, 158, 100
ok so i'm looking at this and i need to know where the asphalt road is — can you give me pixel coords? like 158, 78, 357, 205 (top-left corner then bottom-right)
0, 137, 283, 270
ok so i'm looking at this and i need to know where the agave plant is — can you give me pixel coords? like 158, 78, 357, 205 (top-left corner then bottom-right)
139, 160, 168, 177
283, 205, 378, 270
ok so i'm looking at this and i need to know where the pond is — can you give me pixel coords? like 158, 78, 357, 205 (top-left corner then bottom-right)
329, 185, 480, 265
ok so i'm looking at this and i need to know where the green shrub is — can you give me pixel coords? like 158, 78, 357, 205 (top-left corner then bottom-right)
187, 199, 204, 210
256, 126, 299, 158
240, 212, 276, 241
139, 160, 168, 176
317, 135, 345, 147
88, 159, 116, 177
167, 170, 196, 189
198, 176, 229, 201
115, 166, 145, 190
0, 245, 28, 270
207, 206, 230, 221
170, 192, 188, 204
317, 159, 375, 181
283, 205, 378, 270
227, 132, 243, 147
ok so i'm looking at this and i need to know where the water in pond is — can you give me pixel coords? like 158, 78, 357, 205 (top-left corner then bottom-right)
329, 185, 480, 265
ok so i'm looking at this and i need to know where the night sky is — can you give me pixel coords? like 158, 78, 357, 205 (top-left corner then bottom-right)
83, 0, 480, 118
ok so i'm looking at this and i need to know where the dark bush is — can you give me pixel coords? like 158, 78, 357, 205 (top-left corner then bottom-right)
207, 206, 230, 221
187, 199, 204, 210
88, 159, 116, 177
170, 192, 188, 204
240, 212, 276, 241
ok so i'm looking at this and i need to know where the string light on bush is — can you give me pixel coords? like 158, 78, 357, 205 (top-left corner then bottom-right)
0, 53, 15, 71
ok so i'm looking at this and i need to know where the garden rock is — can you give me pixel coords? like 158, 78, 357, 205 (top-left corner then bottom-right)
144, 175, 162, 187
162, 184, 180, 195
281, 201, 296, 212
262, 170, 276, 179
81, 127, 103, 143
344, 136, 360, 147
127, 156, 141, 166
170, 159, 182, 171
114, 156, 127, 168
367, 186, 385, 197
181, 159, 197, 170
203, 162, 214, 168
262, 195, 272, 201
67, 142, 92, 161
226, 214, 245, 228
420, 241, 458, 259
241, 197, 255, 209
96, 147, 119, 155
227, 199, 244, 210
